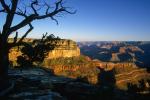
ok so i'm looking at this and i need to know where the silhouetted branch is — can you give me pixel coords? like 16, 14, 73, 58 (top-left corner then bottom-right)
42, 32, 48, 40
31, 0, 38, 15
16, 7, 27, 17
44, 2, 50, 14
1, 0, 75, 48
0, 9, 5, 13
2, 0, 18, 37
0, 7, 27, 18
13, 32, 18, 44
51, 16, 59, 25
8, 23, 33, 49
55, 0, 63, 11
17, 23, 33, 44
0, 0, 10, 12
9, 0, 75, 33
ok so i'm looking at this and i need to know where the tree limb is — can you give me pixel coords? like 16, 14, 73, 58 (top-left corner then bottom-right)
0, 9, 27, 18
0, 9, 5, 13
40, 32, 48, 42
9, 9, 64, 33
2, 0, 19, 38
17, 23, 33, 44
9, 14, 37, 33
0, 0, 10, 12
31, 0, 38, 15
51, 16, 59, 25
9, 0, 75, 33
13, 32, 18, 44
8, 23, 33, 49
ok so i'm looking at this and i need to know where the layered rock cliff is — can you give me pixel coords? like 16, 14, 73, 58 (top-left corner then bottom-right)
46, 39, 80, 59
9, 39, 80, 65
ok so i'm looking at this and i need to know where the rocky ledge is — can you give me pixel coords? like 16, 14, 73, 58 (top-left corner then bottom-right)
5, 68, 64, 100
2, 68, 150, 100
46, 39, 80, 59
4, 68, 99, 100
9, 39, 80, 65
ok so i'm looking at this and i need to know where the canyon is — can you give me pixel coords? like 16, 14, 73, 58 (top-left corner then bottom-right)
6, 39, 150, 99
8, 39, 150, 90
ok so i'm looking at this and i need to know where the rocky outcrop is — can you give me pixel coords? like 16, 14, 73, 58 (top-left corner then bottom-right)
7, 68, 65, 100
95, 61, 137, 72
9, 48, 22, 62
6, 67, 150, 100
46, 39, 80, 59
6, 68, 99, 100
8, 39, 80, 65
110, 53, 120, 62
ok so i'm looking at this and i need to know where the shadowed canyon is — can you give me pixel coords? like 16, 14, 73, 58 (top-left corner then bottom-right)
6, 38, 150, 100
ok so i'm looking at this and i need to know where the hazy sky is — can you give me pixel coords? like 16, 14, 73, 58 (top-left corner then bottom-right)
1, 0, 150, 41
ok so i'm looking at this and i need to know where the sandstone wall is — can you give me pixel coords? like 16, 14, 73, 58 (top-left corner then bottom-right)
9, 48, 22, 62
46, 39, 80, 59
9, 39, 80, 63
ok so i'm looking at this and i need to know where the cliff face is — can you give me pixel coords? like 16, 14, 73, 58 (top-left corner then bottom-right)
9, 39, 80, 64
46, 39, 80, 59
9, 48, 22, 61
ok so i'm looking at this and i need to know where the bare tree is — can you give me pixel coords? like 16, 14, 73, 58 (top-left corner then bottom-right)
0, 0, 75, 94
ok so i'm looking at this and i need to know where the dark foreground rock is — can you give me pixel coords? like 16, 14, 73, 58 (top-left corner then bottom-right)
4, 68, 99, 100
5, 68, 66, 100
2, 68, 150, 100
3, 68, 101, 100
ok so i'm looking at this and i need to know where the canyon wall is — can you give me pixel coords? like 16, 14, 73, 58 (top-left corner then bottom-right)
46, 39, 80, 59
9, 39, 80, 64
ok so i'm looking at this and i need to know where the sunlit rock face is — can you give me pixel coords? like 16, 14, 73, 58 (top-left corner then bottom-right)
46, 39, 80, 59
8, 39, 80, 64
9, 48, 22, 61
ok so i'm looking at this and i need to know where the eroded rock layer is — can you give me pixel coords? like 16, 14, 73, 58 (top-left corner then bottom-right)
9, 39, 80, 63
46, 39, 80, 59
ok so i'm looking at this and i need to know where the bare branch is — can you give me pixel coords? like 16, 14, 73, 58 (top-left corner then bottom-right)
8, 23, 33, 49
31, 0, 38, 15
8, 0, 75, 38
15, 11, 27, 17
16, 6, 27, 17
2, 0, 19, 38
9, 8, 64, 33
41, 32, 48, 42
13, 31, 18, 44
44, 2, 50, 14
51, 16, 59, 25
1, 0, 75, 50
17, 7, 24, 14
64, 9, 77, 14
0, 8, 27, 18
0, 9, 5, 13
17, 23, 33, 44
0, 0, 10, 12
9, 14, 36, 33
55, 0, 63, 11
24, 7, 27, 15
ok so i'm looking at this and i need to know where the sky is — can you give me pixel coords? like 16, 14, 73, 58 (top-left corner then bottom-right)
0, 0, 150, 41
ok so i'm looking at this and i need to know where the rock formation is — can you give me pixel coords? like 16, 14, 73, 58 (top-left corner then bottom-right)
46, 39, 80, 59
8, 39, 150, 91
8, 39, 80, 65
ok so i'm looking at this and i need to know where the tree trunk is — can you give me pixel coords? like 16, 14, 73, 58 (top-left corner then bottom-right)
0, 39, 9, 94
